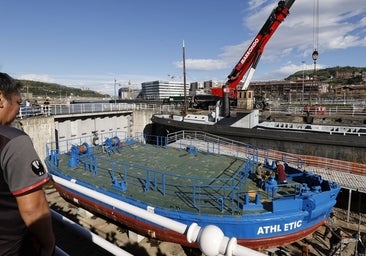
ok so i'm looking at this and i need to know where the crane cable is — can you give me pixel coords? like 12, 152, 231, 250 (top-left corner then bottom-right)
313, 0, 319, 52
310, 0, 319, 105
312, 0, 319, 64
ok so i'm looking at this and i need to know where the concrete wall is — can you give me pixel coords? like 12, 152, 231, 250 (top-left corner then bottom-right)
132, 109, 156, 135
18, 109, 156, 161
18, 116, 55, 162
55, 114, 132, 140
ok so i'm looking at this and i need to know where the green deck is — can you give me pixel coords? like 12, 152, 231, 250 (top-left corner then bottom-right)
55, 141, 270, 215
50, 130, 303, 216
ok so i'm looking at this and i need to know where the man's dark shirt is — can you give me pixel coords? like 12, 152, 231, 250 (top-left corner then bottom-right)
0, 125, 50, 255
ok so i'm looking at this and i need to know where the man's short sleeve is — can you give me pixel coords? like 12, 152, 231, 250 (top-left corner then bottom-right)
1, 135, 50, 195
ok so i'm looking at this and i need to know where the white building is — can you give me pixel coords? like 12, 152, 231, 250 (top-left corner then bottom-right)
140, 80, 189, 100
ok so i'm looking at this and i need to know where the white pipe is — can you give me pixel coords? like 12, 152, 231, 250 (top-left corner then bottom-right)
55, 246, 69, 256
233, 245, 267, 256
51, 209, 132, 256
51, 175, 267, 256
52, 175, 188, 234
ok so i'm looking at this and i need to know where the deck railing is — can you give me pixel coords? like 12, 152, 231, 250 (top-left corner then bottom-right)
166, 130, 366, 175
163, 130, 366, 193
165, 131, 304, 169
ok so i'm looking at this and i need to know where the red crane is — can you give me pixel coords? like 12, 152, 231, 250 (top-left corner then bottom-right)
210, 0, 296, 101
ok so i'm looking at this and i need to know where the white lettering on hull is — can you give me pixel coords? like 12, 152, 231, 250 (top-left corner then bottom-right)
257, 220, 302, 235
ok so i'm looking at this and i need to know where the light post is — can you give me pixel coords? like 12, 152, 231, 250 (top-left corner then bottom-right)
311, 50, 318, 104
114, 79, 117, 105
113, 79, 122, 104
182, 40, 187, 116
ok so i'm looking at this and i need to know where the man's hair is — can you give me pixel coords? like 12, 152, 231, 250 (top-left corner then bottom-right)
0, 72, 23, 100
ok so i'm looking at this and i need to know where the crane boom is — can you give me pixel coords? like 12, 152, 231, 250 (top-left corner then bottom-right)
210, 0, 295, 99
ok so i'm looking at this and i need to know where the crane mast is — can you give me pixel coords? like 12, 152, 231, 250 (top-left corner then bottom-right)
210, 0, 296, 103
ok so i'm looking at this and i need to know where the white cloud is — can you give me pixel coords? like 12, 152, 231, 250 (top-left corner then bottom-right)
180, 0, 366, 80
174, 58, 227, 71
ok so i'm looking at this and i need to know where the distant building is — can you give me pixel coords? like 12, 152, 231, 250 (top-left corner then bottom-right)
249, 80, 324, 101
139, 78, 333, 102
330, 84, 366, 99
335, 70, 366, 79
188, 79, 324, 102
140, 80, 189, 100
335, 71, 354, 79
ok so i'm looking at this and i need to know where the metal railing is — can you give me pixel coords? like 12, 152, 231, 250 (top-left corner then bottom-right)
267, 104, 366, 117
17, 100, 366, 119
17, 102, 165, 119
166, 131, 366, 190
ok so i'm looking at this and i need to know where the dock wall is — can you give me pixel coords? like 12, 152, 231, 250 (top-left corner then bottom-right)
17, 109, 156, 161
18, 116, 55, 164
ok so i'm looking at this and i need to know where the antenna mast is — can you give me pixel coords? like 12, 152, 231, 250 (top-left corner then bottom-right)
182, 40, 187, 115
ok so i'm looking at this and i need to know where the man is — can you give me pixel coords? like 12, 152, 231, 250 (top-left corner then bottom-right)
255, 163, 264, 179
357, 232, 366, 256
328, 228, 342, 256
323, 212, 337, 239
276, 160, 287, 184
0, 73, 55, 255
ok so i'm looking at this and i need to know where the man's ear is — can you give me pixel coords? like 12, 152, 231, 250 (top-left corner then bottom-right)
0, 92, 4, 108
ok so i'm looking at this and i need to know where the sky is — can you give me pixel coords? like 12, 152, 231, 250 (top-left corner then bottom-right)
1, 0, 366, 96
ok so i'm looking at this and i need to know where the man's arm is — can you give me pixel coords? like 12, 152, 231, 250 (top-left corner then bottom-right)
16, 187, 55, 256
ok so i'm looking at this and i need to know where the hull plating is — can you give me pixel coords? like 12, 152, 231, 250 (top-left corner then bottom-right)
50, 173, 337, 250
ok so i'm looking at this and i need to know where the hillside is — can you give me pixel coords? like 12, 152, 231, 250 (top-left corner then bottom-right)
287, 66, 366, 85
18, 79, 110, 99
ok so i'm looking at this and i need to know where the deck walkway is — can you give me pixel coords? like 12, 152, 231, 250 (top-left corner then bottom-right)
306, 166, 366, 193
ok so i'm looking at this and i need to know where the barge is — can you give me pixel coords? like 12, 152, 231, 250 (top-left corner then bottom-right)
46, 131, 340, 250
